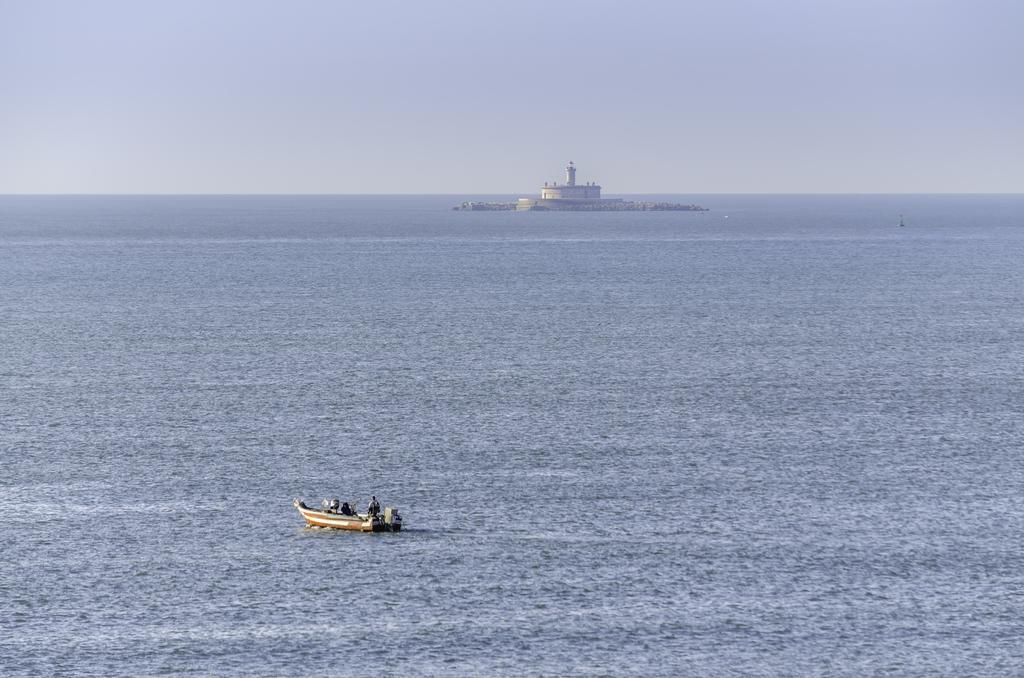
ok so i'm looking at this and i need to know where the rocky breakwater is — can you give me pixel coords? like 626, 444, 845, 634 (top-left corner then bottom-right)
453, 201, 518, 211
454, 201, 707, 212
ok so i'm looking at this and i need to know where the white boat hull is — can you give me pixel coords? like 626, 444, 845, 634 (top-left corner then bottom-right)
293, 499, 401, 532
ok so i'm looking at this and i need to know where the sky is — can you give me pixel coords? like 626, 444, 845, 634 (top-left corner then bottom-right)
2, 0, 1022, 194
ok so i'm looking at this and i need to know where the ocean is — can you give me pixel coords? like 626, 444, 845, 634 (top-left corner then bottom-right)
2, 194, 1023, 676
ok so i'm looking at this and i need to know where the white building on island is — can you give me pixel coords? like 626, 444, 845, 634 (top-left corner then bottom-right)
517, 162, 622, 210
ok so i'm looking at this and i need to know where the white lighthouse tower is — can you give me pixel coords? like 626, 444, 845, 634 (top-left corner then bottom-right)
532, 162, 606, 205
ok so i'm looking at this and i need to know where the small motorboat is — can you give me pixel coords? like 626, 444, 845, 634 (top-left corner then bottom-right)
293, 499, 402, 532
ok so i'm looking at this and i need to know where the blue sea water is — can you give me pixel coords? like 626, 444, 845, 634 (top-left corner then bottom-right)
2, 194, 1024, 676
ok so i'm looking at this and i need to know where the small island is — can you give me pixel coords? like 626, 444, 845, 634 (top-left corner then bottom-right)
454, 162, 707, 212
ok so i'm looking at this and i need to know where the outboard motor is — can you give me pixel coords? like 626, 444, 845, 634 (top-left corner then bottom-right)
383, 506, 402, 532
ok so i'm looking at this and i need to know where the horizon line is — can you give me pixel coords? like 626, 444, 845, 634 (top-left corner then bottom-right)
3, 192, 1024, 197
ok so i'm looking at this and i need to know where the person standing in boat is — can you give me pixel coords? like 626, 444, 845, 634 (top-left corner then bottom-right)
367, 496, 380, 516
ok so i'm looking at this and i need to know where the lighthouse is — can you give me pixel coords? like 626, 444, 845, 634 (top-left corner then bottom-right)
457, 160, 705, 212
535, 162, 604, 203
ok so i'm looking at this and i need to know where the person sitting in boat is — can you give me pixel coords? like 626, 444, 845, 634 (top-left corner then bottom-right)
367, 496, 380, 516
330, 498, 340, 513
339, 501, 353, 516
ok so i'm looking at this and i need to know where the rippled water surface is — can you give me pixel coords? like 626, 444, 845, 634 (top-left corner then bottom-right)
2, 195, 1024, 676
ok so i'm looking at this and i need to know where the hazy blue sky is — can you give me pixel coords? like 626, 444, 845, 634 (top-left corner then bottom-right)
2, 1, 1022, 193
